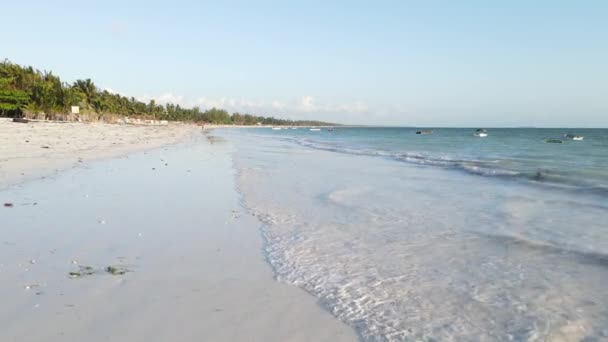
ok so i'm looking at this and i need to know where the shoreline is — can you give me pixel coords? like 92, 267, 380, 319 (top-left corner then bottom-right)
0, 125, 358, 341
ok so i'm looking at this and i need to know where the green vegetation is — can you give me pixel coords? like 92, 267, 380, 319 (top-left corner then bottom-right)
0, 59, 334, 126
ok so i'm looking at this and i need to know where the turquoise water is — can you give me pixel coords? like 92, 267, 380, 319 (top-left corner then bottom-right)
272, 127, 608, 194
221, 127, 608, 341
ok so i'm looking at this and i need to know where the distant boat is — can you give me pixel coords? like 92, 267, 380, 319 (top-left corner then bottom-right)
327, 128, 334, 131
271, 127, 282, 130
563, 134, 584, 141
474, 129, 488, 137
310, 128, 321, 131
290, 127, 297, 130
416, 130, 433, 135
544, 138, 563, 144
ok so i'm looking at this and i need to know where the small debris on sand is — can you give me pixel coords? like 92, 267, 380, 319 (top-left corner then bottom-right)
69, 264, 132, 277
106, 265, 130, 275
68, 265, 96, 278
41, 146, 50, 149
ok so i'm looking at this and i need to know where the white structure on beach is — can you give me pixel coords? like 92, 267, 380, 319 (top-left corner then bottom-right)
119, 117, 169, 126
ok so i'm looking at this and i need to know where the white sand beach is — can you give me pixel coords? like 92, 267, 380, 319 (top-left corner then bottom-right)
0, 122, 358, 341
0, 119, 201, 187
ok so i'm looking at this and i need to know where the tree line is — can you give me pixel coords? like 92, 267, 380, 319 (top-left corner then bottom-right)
0, 59, 333, 126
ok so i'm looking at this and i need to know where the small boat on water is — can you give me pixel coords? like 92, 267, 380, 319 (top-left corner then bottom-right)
563, 134, 584, 141
310, 128, 321, 131
474, 129, 488, 137
271, 127, 282, 130
327, 128, 334, 131
415, 130, 433, 135
544, 138, 563, 144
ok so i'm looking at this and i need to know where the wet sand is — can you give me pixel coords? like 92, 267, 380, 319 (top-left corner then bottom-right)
0, 131, 358, 341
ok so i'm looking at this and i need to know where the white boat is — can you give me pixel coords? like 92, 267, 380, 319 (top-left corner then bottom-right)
564, 134, 584, 141
290, 127, 297, 130
271, 127, 282, 130
474, 129, 488, 137
310, 128, 321, 131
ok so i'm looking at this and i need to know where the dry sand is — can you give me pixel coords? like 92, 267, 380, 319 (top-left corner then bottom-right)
0, 124, 358, 341
0, 118, 199, 187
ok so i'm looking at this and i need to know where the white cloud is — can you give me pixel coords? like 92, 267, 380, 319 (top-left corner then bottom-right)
297, 96, 316, 112
137, 93, 185, 106
293, 96, 370, 115
99, 89, 414, 124
271, 100, 285, 110
136, 93, 370, 117
157, 93, 185, 104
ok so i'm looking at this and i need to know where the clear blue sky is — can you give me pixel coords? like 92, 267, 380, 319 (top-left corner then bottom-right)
3, 0, 607, 127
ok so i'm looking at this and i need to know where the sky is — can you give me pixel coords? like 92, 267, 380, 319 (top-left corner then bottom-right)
2, 0, 607, 127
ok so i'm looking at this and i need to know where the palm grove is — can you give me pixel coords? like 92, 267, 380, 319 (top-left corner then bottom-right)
0, 60, 332, 126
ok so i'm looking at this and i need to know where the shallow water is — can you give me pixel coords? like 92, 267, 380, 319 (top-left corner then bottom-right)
220, 127, 608, 341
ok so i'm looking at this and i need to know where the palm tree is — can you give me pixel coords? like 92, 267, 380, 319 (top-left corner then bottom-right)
74, 79, 97, 109
62, 86, 84, 113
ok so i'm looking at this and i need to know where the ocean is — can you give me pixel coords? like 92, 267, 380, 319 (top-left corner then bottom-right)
218, 127, 608, 341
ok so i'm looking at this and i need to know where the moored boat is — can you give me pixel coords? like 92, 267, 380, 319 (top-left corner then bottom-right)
474, 129, 488, 137
563, 134, 584, 141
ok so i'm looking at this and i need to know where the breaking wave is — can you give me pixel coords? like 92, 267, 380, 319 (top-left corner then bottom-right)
287, 137, 608, 196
